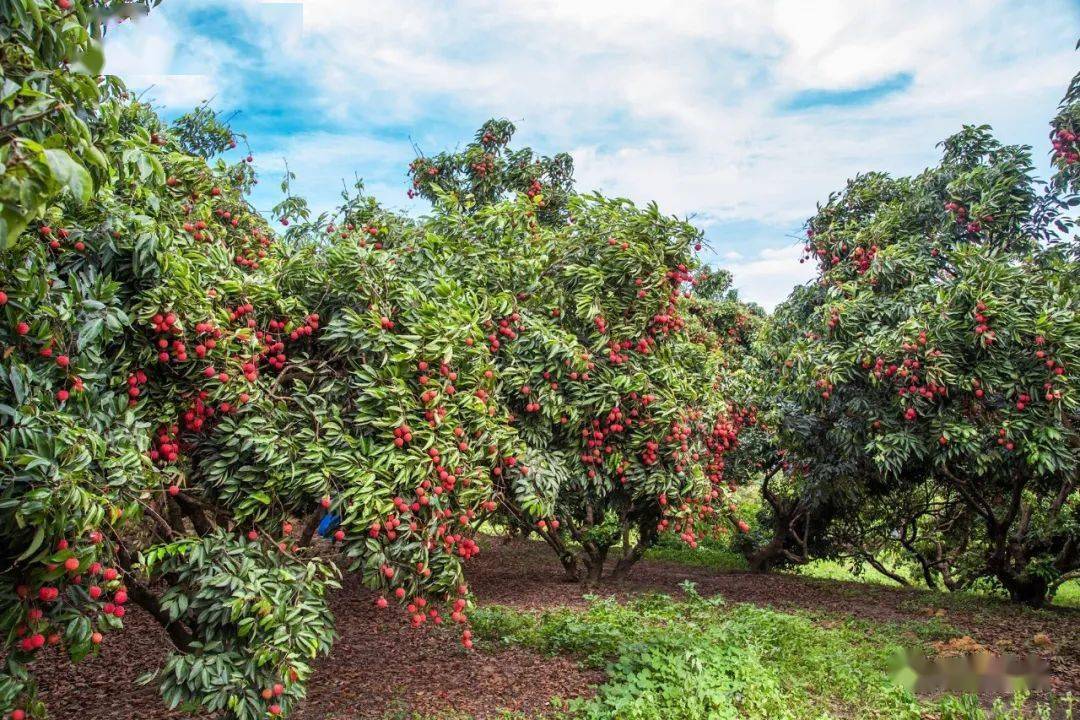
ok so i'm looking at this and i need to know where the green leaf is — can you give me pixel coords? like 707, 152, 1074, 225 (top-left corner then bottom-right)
16, 527, 44, 562
71, 39, 106, 76
0, 206, 30, 250
77, 317, 104, 350
43, 148, 92, 204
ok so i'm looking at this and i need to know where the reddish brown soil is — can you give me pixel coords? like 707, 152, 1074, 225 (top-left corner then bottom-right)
291, 571, 602, 720
32, 537, 1080, 719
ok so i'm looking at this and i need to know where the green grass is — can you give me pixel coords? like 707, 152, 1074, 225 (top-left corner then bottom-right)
470, 586, 1074, 720
794, 559, 1080, 610
644, 539, 748, 570
1054, 580, 1080, 609
794, 557, 917, 587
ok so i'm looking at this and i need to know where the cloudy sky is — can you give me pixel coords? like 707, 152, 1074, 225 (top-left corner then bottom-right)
104, 0, 1079, 309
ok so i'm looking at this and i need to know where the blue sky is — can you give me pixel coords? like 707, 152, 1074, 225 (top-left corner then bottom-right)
104, 0, 1080, 309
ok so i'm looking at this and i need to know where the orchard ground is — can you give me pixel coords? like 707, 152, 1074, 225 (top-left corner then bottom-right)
33, 535, 1080, 720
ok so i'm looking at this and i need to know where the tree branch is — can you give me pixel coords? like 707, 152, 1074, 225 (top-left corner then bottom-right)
108, 533, 194, 653
172, 493, 214, 536
297, 508, 326, 548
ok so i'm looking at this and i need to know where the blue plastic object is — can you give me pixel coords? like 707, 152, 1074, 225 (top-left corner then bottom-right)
317, 511, 341, 537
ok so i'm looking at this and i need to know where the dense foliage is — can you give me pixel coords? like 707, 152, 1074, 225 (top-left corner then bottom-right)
0, 3, 742, 718
406, 118, 575, 224
0, 2, 348, 716
2, 2, 1077, 718
749, 74, 1080, 604
401, 126, 758, 583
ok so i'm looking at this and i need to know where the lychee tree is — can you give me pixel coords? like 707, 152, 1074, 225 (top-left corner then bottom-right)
279, 160, 755, 590
0, 66, 341, 720
771, 92, 1079, 603
401, 124, 755, 583
0, 3, 504, 717
407, 118, 575, 224
0, 85, 532, 720
483, 195, 754, 584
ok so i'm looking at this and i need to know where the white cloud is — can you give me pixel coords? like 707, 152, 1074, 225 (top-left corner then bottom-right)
240, 0, 1075, 219
106, 0, 1080, 308
721, 244, 817, 310
104, 11, 232, 107
246, 131, 412, 217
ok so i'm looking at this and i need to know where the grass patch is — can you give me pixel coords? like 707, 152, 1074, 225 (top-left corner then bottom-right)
644, 539, 748, 571
794, 557, 918, 587
474, 584, 915, 719
786, 557, 1078, 610
1054, 580, 1080, 609
471, 585, 1072, 720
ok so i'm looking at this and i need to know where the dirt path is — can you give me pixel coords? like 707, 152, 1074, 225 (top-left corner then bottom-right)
290, 570, 601, 720
32, 537, 1080, 719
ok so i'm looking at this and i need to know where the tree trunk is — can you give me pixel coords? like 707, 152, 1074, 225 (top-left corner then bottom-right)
127, 581, 194, 652
558, 552, 581, 582
164, 498, 188, 534
533, 527, 583, 582
580, 546, 608, 589
298, 509, 325, 548
610, 520, 658, 581
110, 536, 194, 652
749, 470, 808, 573
583, 560, 604, 588
1001, 573, 1048, 608
172, 493, 214, 536
609, 554, 639, 581
747, 534, 788, 572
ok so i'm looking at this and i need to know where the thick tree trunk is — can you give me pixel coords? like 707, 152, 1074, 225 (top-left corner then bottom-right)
748, 466, 809, 573
582, 560, 604, 588
609, 553, 640, 581
534, 525, 584, 582
171, 493, 214, 536
580, 546, 608, 589
165, 497, 188, 534
610, 520, 658, 581
557, 552, 581, 582
1000, 573, 1049, 608
298, 509, 325, 548
748, 534, 788, 572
